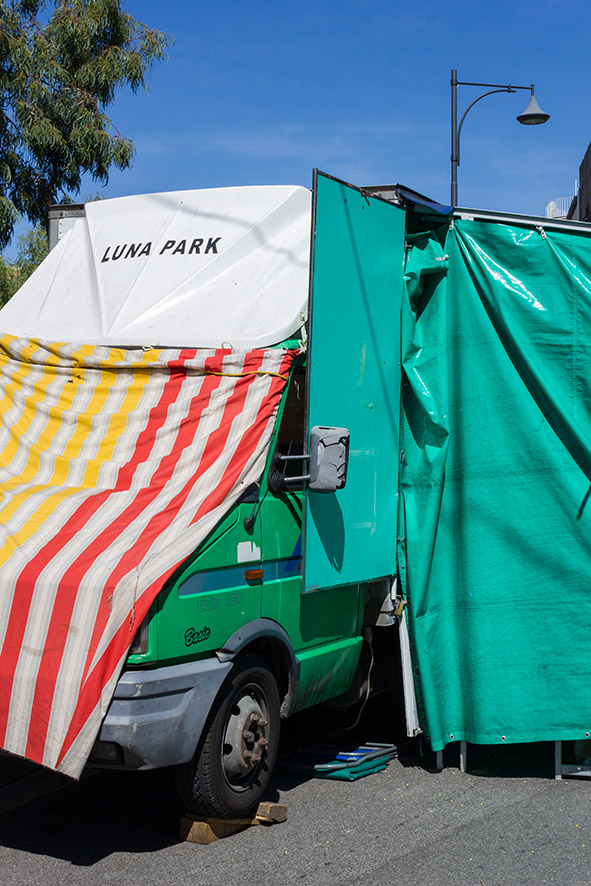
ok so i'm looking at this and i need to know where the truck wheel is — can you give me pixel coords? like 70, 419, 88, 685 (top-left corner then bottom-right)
175, 655, 280, 818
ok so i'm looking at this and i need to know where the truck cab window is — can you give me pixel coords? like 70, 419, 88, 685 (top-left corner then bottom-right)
268, 369, 306, 492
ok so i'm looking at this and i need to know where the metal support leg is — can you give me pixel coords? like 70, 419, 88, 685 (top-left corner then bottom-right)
459, 741, 467, 773
435, 750, 443, 770
555, 741, 562, 780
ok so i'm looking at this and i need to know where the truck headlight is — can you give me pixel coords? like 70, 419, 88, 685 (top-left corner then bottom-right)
129, 617, 149, 655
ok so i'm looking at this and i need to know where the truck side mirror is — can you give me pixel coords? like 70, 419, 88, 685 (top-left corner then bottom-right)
267, 426, 350, 494
309, 426, 350, 493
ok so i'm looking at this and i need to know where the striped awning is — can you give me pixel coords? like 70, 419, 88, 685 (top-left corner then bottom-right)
0, 336, 293, 777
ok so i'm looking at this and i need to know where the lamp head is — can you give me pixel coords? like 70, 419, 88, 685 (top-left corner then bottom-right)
516, 94, 550, 125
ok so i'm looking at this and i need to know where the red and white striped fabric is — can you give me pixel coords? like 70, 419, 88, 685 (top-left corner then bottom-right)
0, 336, 293, 777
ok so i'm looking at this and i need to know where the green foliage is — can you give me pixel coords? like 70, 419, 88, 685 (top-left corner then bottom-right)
0, 255, 15, 306
0, 223, 47, 304
0, 0, 169, 248
15, 223, 47, 274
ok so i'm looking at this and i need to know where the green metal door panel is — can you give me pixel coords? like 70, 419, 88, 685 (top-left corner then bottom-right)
305, 172, 404, 592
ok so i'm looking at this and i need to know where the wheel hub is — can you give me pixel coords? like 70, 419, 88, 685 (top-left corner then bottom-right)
222, 686, 269, 783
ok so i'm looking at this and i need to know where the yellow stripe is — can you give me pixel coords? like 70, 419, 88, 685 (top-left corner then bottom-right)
0, 351, 70, 472
0, 341, 163, 568
0, 340, 116, 491
0, 336, 44, 432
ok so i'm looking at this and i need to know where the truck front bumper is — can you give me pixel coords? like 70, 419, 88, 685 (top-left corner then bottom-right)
90, 657, 232, 770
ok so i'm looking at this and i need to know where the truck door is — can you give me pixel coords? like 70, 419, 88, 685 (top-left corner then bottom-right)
304, 171, 405, 592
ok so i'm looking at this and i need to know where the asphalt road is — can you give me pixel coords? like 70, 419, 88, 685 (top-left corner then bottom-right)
0, 711, 590, 886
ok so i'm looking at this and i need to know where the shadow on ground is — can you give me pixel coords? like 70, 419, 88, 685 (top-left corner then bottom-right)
0, 691, 561, 865
0, 767, 183, 865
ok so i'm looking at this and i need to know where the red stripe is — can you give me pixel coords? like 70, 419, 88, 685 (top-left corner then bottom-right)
0, 349, 195, 752
193, 353, 294, 521
27, 348, 255, 760
57, 353, 292, 765
55, 578, 167, 768
69, 352, 263, 687
23, 349, 215, 761
76, 364, 226, 687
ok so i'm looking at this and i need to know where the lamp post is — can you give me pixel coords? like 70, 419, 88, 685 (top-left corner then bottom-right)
450, 68, 549, 206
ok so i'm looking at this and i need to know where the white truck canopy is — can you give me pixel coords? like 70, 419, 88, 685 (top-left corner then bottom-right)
0, 185, 311, 348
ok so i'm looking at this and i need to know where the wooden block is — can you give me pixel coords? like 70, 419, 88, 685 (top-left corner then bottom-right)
180, 816, 252, 844
180, 802, 287, 843
255, 801, 287, 823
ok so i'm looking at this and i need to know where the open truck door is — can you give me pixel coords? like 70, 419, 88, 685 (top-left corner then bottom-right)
304, 171, 405, 592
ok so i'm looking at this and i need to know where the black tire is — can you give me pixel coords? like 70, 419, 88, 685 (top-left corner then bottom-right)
174, 655, 280, 818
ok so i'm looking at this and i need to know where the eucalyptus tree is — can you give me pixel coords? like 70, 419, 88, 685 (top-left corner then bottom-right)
0, 223, 47, 303
0, 0, 169, 248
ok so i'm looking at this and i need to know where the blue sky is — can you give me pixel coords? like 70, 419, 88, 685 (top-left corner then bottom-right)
10, 0, 591, 253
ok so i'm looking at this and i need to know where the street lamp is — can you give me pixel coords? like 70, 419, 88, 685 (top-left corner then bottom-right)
450, 68, 550, 206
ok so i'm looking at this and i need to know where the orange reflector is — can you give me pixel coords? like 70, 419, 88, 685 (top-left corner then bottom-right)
245, 568, 264, 581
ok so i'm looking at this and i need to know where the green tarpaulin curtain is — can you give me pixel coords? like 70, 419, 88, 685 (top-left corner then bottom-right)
400, 217, 591, 751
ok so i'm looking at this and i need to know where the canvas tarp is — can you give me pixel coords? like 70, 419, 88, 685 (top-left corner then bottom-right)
0, 187, 311, 349
400, 217, 591, 750
0, 336, 292, 777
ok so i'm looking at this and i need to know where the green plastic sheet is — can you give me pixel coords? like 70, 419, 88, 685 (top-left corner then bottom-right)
400, 217, 591, 751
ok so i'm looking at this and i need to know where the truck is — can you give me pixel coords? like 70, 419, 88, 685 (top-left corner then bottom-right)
0, 170, 588, 818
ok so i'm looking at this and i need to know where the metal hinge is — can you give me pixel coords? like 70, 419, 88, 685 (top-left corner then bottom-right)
394, 597, 407, 617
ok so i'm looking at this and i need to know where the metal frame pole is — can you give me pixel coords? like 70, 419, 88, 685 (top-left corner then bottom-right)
451, 69, 458, 207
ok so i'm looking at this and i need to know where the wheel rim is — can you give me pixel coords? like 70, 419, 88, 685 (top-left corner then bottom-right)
221, 680, 270, 790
